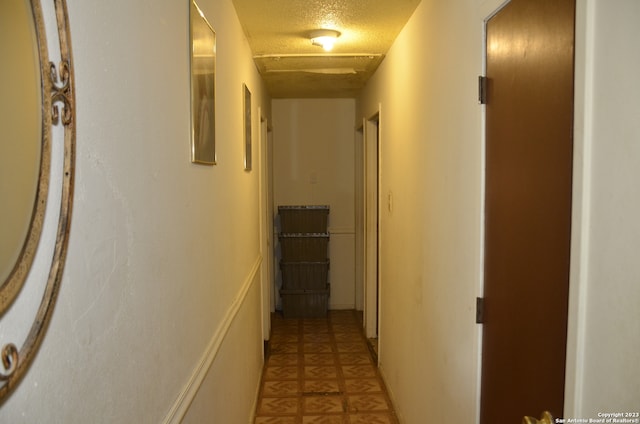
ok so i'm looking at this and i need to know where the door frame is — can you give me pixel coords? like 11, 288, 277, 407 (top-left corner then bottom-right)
354, 123, 365, 312
258, 108, 273, 344
477, 1, 509, 418
363, 108, 381, 341
563, 0, 592, 416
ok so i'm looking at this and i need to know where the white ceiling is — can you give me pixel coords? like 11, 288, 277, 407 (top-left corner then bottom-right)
231, 0, 422, 98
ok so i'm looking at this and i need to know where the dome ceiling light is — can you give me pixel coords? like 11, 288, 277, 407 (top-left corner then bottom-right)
309, 29, 341, 52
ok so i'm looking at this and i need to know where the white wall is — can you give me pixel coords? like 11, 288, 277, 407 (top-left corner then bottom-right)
357, 0, 483, 421
567, 0, 640, 417
0, 0, 270, 422
272, 99, 357, 310
357, 0, 640, 422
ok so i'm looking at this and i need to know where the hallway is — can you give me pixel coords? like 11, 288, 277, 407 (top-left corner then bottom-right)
254, 310, 398, 423
1, 0, 637, 422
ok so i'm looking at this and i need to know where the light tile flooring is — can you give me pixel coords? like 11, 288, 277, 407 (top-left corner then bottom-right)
254, 310, 399, 424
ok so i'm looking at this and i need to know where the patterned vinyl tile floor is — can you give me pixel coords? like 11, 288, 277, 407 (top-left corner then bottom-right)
254, 310, 399, 424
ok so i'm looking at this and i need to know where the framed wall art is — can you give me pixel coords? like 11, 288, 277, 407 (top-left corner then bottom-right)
243, 83, 252, 171
190, 0, 216, 165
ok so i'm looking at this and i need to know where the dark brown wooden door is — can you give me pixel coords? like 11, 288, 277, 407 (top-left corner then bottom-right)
480, 0, 576, 422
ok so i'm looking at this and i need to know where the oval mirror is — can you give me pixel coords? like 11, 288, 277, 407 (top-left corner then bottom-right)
0, 0, 75, 402
0, 0, 44, 304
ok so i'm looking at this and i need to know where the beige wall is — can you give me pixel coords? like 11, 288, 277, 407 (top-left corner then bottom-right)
357, 0, 640, 422
357, 0, 483, 421
567, 0, 640, 417
0, 0, 269, 422
272, 99, 358, 310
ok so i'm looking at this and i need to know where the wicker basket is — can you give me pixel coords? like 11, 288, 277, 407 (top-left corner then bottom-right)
280, 287, 329, 319
280, 261, 329, 290
278, 205, 329, 233
279, 233, 329, 261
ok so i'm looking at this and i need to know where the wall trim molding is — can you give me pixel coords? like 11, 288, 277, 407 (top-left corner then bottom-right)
328, 227, 355, 235
163, 255, 263, 424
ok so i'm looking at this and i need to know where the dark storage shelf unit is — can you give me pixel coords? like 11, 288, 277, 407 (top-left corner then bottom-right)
278, 205, 330, 318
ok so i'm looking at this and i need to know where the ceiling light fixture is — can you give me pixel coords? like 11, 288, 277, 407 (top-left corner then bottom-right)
309, 29, 341, 52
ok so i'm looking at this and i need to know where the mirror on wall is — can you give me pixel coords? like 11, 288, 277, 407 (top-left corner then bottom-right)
0, 0, 43, 301
0, 0, 75, 403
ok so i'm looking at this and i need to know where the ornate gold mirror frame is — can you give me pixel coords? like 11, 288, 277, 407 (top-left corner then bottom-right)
0, 0, 75, 402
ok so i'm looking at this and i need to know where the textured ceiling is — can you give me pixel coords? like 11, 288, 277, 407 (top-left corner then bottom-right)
232, 0, 422, 98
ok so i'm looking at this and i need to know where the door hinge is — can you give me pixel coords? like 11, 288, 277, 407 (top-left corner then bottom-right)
476, 297, 485, 324
478, 76, 487, 105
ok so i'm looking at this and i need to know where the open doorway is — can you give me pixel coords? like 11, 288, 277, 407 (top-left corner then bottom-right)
354, 124, 365, 313
258, 110, 274, 348
363, 111, 380, 353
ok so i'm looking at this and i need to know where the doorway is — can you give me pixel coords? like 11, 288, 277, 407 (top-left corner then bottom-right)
480, 0, 576, 422
354, 124, 365, 312
364, 112, 380, 342
258, 111, 274, 344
